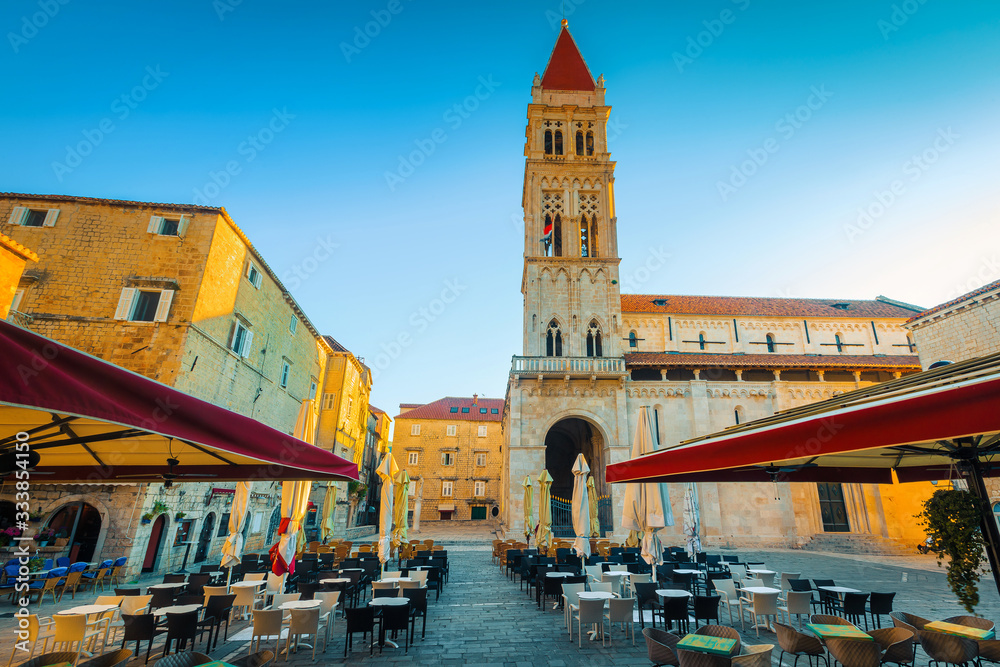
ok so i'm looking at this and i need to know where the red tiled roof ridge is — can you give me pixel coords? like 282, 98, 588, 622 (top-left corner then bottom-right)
621, 293, 922, 318
540, 26, 596, 92
907, 279, 1000, 323
395, 396, 505, 421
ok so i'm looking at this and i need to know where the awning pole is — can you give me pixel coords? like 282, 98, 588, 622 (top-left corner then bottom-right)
961, 456, 1000, 597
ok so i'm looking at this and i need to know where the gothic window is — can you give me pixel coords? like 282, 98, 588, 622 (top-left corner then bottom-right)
579, 215, 590, 257
579, 193, 600, 257
553, 214, 562, 257
766, 334, 776, 353
591, 217, 599, 258
554, 130, 563, 155
575, 131, 584, 156
586, 320, 603, 357
586, 131, 594, 155
628, 331, 637, 348
544, 130, 553, 155
546, 320, 563, 357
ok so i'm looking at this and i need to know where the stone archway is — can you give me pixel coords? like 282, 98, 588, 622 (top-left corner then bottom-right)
544, 418, 606, 500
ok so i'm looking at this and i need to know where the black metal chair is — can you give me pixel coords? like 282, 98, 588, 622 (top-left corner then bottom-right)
148, 587, 176, 610
660, 595, 690, 635
185, 573, 211, 597
402, 587, 428, 640
162, 574, 187, 584
635, 582, 661, 630
344, 606, 377, 657
868, 592, 896, 629
840, 592, 870, 630
121, 613, 164, 664
692, 595, 721, 628
174, 594, 204, 606
114, 587, 140, 596
379, 601, 411, 653
197, 592, 235, 650
297, 582, 323, 601
161, 610, 200, 656
424, 566, 443, 602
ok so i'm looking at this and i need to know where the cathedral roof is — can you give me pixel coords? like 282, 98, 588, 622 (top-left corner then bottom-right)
620, 294, 923, 319
395, 396, 505, 421
540, 24, 596, 91
907, 278, 1000, 323
625, 352, 921, 370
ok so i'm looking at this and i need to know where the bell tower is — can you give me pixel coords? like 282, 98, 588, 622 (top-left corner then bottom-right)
521, 21, 622, 358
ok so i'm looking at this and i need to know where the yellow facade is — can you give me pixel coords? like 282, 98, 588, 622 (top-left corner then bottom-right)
0, 232, 37, 320
316, 337, 372, 466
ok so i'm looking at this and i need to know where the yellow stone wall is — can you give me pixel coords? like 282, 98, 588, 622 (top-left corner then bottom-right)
317, 353, 371, 464
394, 415, 502, 522
0, 233, 36, 319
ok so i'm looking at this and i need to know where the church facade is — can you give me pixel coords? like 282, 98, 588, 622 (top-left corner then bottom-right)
501, 23, 933, 551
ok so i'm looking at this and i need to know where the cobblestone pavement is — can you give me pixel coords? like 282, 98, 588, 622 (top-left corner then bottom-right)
0, 525, 997, 666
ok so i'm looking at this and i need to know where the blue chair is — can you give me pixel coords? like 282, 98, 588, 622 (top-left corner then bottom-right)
0, 564, 20, 598
42, 559, 53, 570
114, 557, 127, 566
56, 557, 70, 568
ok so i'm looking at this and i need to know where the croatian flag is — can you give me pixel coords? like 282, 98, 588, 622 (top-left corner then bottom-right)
540, 221, 553, 243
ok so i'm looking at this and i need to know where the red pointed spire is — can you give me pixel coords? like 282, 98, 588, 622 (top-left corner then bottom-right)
540, 22, 596, 92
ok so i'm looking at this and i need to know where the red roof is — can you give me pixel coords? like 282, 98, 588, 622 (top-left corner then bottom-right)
323, 335, 349, 353
621, 294, 922, 318
625, 352, 921, 370
908, 279, 1000, 322
395, 396, 505, 422
540, 26, 595, 92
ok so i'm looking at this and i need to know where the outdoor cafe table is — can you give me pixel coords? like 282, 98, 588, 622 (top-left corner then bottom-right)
148, 582, 188, 590
380, 577, 413, 584
747, 569, 776, 576
230, 580, 265, 589
57, 604, 119, 617
925, 621, 997, 640
657, 589, 693, 598
741, 586, 782, 632
153, 604, 202, 617
678, 632, 738, 655
807, 623, 874, 641
320, 577, 350, 585
817, 586, 861, 595
370, 597, 409, 649
578, 591, 615, 641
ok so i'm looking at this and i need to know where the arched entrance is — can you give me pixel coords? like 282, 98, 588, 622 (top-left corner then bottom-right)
143, 515, 167, 572
195, 513, 215, 563
46, 502, 101, 563
544, 417, 608, 535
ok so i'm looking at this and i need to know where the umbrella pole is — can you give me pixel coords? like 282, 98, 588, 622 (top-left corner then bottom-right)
961, 457, 1000, 597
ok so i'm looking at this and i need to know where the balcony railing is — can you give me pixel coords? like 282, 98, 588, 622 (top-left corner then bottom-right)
5, 310, 32, 328
511, 355, 626, 377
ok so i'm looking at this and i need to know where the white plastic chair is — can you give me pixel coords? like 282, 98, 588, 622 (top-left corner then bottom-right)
605, 597, 636, 645
778, 590, 811, 629
574, 598, 606, 647
713, 578, 742, 625
249, 608, 283, 656
747, 591, 779, 637
562, 583, 586, 635
286, 607, 323, 659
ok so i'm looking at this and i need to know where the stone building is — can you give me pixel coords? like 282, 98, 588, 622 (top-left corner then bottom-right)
501, 24, 933, 551
0, 193, 364, 575
905, 279, 1000, 368
0, 232, 37, 321
394, 396, 504, 523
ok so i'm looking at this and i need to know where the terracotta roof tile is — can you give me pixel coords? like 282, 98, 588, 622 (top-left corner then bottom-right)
621, 294, 923, 318
368, 405, 387, 415
395, 396, 505, 422
322, 335, 349, 353
540, 26, 596, 92
907, 279, 1000, 322
625, 352, 921, 370
0, 232, 38, 262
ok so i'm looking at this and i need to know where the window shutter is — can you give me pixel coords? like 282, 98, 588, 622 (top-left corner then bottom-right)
147, 216, 163, 233
245, 262, 253, 279
42, 209, 59, 227
241, 330, 254, 358
114, 288, 136, 320
253, 270, 262, 288
176, 215, 191, 237
153, 290, 174, 322
7, 207, 26, 225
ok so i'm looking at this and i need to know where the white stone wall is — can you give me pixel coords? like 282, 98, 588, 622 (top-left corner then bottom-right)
907, 291, 1000, 368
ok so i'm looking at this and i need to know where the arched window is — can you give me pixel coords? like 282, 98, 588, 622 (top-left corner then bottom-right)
586, 320, 603, 357
834, 334, 845, 352
580, 215, 590, 257
544, 130, 553, 155
766, 334, 776, 353
553, 214, 562, 257
546, 320, 563, 357
698, 333, 708, 350
554, 130, 563, 155
575, 131, 584, 156
590, 217, 599, 257
628, 331, 638, 348
586, 131, 594, 155
734, 406, 744, 424
994, 502, 1000, 530
544, 213, 554, 257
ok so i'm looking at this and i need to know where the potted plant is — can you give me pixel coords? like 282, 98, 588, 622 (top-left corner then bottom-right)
142, 500, 170, 525
175, 512, 186, 520
141, 513, 153, 524
27, 512, 43, 524
0, 526, 22, 547
33, 528, 56, 547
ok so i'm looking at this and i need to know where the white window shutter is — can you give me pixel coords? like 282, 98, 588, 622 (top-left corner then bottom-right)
177, 215, 190, 236
252, 269, 262, 288
153, 290, 174, 322
114, 288, 136, 320
7, 207, 26, 225
42, 209, 60, 227
147, 216, 163, 233
246, 262, 253, 279
241, 330, 254, 358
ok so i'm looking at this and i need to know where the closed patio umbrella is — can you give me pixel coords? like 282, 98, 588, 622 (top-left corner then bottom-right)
220, 481, 253, 584
320, 482, 336, 543
625, 530, 640, 548
392, 469, 410, 555
269, 399, 318, 576
587, 475, 599, 538
522, 475, 535, 542
683, 483, 701, 558
571, 454, 591, 557
376, 453, 398, 566
537, 469, 553, 554
621, 406, 674, 569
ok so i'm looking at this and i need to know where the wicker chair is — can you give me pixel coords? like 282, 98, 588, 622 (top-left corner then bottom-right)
890, 612, 930, 632
811, 614, 855, 626
152, 652, 213, 667
15, 653, 80, 667
775, 621, 827, 667
868, 627, 915, 667
694, 624, 741, 655
977, 639, 1000, 666
943, 616, 995, 631
678, 647, 731, 667
229, 650, 275, 667
918, 630, 979, 667
77, 649, 133, 667
826, 638, 884, 667
643, 627, 681, 667
732, 644, 775, 667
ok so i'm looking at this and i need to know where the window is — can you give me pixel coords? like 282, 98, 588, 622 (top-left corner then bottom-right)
229, 319, 253, 357
580, 215, 590, 257
441, 452, 454, 466
174, 520, 193, 547
410, 424, 420, 436
447, 425, 457, 437
217, 514, 230, 537
408, 452, 418, 465
246, 263, 262, 289
289, 315, 298, 333
476, 453, 486, 466
554, 130, 563, 155
629, 331, 638, 348
474, 481, 485, 497
8, 207, 59, 227
766, 334, 776, 354
491, 408, 499, 414
114, 288, 174, 323
544, 129, 553, 154
346, 397, 353, 418
575, 131, 584, 155
408, 484, 416, 497
308, 380, 317, 399
734, 406, 743, 425
449, 407, 458, 413
441, 481, 453, 497
479, 408, 487, 414
146, 214, 189, 236
586, 320, 603, 357
461, 407, 470, 414
322, 393, 335, 410
11, 289, 25, 312
478, 425, 488, 437
586, 131, 594, 155
280, 360, 290, 388
546, 320, 563, 357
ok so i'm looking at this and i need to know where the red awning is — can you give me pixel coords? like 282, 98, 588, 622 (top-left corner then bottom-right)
606, 353, 1000, 485
0, 320, 359, 483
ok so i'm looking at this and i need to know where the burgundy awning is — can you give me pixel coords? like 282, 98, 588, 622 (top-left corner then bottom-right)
0, 319, 359, 483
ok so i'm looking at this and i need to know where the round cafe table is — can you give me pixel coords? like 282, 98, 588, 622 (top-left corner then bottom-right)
320, 577, 350, 585
280, 599, 322, 610
656, 589, 693, 598
546, 572, 574, 578
148, 582, 187, 590
57, 604, 118, 616
370, 597, 409, 649
231, 580, 265, 588
379, 577, 413, 584
153, 604, 202, 617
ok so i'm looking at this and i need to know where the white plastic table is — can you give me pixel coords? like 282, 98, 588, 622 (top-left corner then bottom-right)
656, 589, 693, 598
57, 604, 118, 616
747, 569, 776, 576
153, 604, 202, 617
818, 586, 861, 594
279, 599, 322, 610
379, 577, 413, 584
320, 577, 349, 584
231, 580, 266, 588
148, 582, 187, 590
740, 586, 781, 631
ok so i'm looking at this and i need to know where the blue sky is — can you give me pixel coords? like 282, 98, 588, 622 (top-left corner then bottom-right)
2, 0, 999, 427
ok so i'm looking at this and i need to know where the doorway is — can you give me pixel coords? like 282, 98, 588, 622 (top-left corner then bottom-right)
817, 483, 850, 532
143, 515, 167, 572
46, 502, 102, 563
194, 512, 215, 563
544, 418, 605, 500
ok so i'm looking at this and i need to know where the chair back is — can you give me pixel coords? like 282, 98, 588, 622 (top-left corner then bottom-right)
732, 644, 775, 667
693, 595, 721, 620
784, 591, 812, 615
252, 608, 284, 635
779, 572, 801, 590
678, 647, 730, 667
942, 615, 994, 631
753, 591, 779, 615
316, 591, 339, 616
608, 596, 635, 622
788, 578, 812, 592
95, 595, 123, 606
243, 572, 267, 581
53, 614, 87, 642
643, 627, 681, 666
890, 611, 929, 631
402, 586, 428, 613
728, 563, 748, 580
868, 592, 895, 615
271, 593, 300, 608
122, 613, 157, 641
714, 578, 738, 601
121, 595, 152, 615
77, 648, 134, 667
288, 607, 319, 633
811, 614, 853, 626
842, 592, 870, 615
577, 597, 605, 624
826, 637, 884, 667
344, 605, 376, 632
694, 624, 741, 653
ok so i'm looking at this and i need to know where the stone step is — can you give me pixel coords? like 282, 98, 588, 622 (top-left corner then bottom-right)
803, 532, 915, 556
